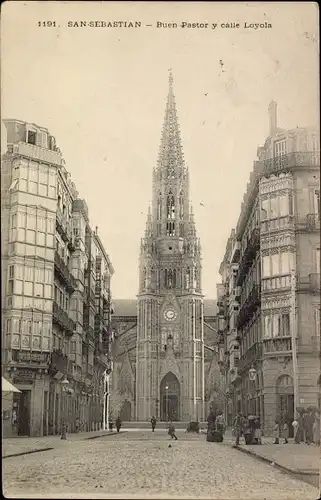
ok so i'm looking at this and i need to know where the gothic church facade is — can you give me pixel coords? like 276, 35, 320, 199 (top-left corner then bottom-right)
110, 73, 220, 422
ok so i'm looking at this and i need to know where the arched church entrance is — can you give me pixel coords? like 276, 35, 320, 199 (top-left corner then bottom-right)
160, 372, 180, 422
120, 399, 131, 422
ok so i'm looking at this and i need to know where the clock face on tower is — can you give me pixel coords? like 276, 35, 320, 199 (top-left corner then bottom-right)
164, 308, 178, 321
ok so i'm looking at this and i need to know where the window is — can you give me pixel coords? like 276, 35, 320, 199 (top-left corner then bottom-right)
315, 309, 320, 337
262, 255, 270, 277
11, 214, 17, 229
179, 191, 184, 218
167, 164, 175, 179
9, 265, 14, 279
24, 281, 33, 295
166, 222, 175, 236
271, 254, 280, 275
270, 197, 278, 218
314, 190, 320, 216
264, 315, 272, 338
274, 139, 287, 157
8, 280, 13, 294
6, 319, 11, 334
27, 130, 36, 145
157, 193, 162, 220
281, 252, 290, 274
167, 191, 175, 219
185, 268, 191, 289
316, 249, 320, 274
279, 195, 289, 217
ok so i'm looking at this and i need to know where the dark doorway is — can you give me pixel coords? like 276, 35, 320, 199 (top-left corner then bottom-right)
276, 375, 294, 438
15, 390, 31, 436
160, 372, 180, 421
120, 400, 131, 421
43, 391, 48, 436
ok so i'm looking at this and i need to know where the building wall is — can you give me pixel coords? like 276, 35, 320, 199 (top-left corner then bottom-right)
1, 119, 114, 437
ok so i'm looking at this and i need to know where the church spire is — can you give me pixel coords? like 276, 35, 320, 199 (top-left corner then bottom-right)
157, 69, 185, 174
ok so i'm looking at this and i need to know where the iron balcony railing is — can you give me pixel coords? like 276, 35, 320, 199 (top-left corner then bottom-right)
54, 251, 77, 293
56, 207, 72, 243
263, 336, 292, 355
53, 301, 75, 336
49, 349, 68, 376
238, 342, 263, 373
236, 284, 261, 330
254, 151, 320, 177
236, 228, 260, 287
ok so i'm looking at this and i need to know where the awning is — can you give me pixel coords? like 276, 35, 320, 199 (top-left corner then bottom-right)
2, 377, 21, 393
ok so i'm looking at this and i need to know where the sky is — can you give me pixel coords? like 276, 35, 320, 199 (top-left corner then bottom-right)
1, 2, 319, 299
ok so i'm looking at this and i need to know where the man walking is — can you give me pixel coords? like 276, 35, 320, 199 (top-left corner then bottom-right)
150, 416, 156, 432
233, 412, 243, 446
168, 421, 178, 440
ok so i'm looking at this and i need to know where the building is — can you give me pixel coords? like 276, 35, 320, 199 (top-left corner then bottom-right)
110, 73, 221, 422
1, 119, 114, 437
217, 103, 320, 435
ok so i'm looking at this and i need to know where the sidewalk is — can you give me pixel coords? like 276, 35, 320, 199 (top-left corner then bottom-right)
2, 429, 121, 458
225, 434, 319, 476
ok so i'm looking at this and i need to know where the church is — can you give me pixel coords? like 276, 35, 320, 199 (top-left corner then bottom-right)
110, 72, 222, 423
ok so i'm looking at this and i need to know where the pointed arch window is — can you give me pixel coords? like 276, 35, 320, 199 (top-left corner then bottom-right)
185, 268, 191, 289
157, 193, 162, 220
167, 191, 175, 219
165, 268, 177, 288
167, 163, 175, 179
166, 222, 175, 236
142, 267, 147, 290
179, 191, 184, 218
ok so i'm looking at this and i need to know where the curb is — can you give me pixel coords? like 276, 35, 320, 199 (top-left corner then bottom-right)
232, 444, 319, 477
3, 447, 54, 459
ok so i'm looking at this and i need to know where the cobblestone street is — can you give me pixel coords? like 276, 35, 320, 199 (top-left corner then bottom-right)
3, 431, 319, 499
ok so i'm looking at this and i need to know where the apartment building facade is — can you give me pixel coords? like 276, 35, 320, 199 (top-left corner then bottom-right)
1, 119, 114, 437
218, 103, 320, 435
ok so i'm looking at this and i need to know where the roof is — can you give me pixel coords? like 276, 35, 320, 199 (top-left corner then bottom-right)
113, 298, 217, 317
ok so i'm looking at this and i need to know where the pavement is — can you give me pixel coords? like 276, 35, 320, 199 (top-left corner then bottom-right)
2, 430, 320, 499
2, 429, 122, 458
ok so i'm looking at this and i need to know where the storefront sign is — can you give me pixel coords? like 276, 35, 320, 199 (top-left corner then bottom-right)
13, 369, 36, 383
17, 352, 48, 363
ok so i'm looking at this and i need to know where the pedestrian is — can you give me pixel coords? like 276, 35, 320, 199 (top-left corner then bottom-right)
109, 418, 113, 432
304, 410, 315, 445
216, 411, 225, 435
292, 417, 300, 443
272, 420, 280, 444
233, 412, 243, 446
282, 420, 289, 444
254, 417, 262, 445
150, 416, 156, 432
313, 411, 320, 446
168, 421, 178, 440
115, 416, 121, 433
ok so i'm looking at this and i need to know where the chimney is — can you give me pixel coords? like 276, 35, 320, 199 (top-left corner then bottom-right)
268, 101, 277, 136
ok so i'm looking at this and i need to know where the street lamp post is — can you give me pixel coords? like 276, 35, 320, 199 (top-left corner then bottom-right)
165, 384, 169, 422
248, 366, 257, 415
60, 376, 69, 440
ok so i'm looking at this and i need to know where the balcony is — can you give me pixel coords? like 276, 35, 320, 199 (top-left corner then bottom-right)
261, 215, 295, 234
56, 207, 72, 243
53, 300, 75, 336
84, 286, 96, 305
13, 141, 63, 166
263, 336, 292, 356
297, 273, 320, 294
236, 284, 261, 330
238, 342, 263, 373
262, 274, 291, 293
254, 151, 320, 177
230, 241, 241, 264
49, 349, 68, 378
54, 251, 77, 293
236, 228, 260, 286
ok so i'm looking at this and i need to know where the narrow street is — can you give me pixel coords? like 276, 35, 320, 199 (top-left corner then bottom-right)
3, 431, 319, 499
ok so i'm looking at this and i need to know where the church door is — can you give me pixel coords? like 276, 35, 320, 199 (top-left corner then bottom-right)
160, 372, 180, 422
120, 400, 131, 422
